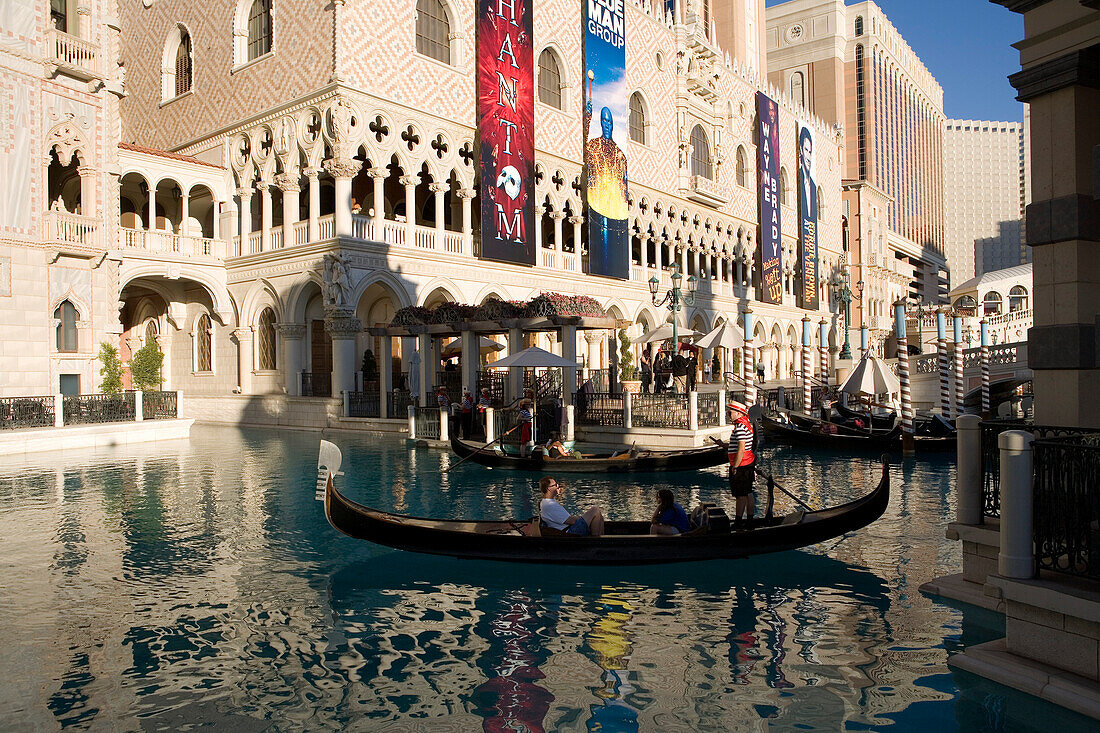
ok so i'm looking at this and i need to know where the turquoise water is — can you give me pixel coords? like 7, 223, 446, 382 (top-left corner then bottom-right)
0, 425, 1092, 731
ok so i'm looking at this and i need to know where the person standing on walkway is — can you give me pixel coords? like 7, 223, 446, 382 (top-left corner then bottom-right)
727, 400, 756, 527
672, 350, 688, 393
757, 361, 766, 384
640, 353, 652, 394
687, 353, 698, 392
703, 358, 712, 384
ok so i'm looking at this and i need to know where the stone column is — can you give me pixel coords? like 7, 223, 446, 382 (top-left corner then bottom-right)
639, 233, 650, 271
237, 187, 253, 251
305, 168, 320, 242
324, 158, 359, 238
417, 333, 432, 406
259, 179, 273, 251
179, 187, 190, 236
379, 334, 393, 418
77, 165, 96, 221
400, 175, 419, 235
956, 414, 982, 525
368, 167, 386, 220
569, 215, 584, 270
998, 430, 1035, 579
584, 331, 601, 370
508, 327, 523, 400
233, 327, 253, 394
145, 176, 156, 232
430, 182, 447, 240
551, 211, 566, 252
560, 324, 578, 406
275, 173, 300, 248
278, 323, 306, 396
460, 331, 478, 397
325, 309, 361, 396
458, 188, 476, 255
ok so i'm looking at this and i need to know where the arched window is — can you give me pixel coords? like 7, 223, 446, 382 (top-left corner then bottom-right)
50, 0, 68, 33
954, 295, 977, 312
144, 320, 158, 346
175, 30, 192, 96
537, 49, 562, 109
735, 145, 747, 187
258, 308, 277, 370
790, 71, 805, 107
983, 291, 1003, 316
855, 15, 864, 36
415, 0, 451, 65
1009, 285, 1029, 312
247, 0, 272, 61
689, 125, 712, 180
195, 313, 212, 372
779, 167, 789, 205
817, 185, 825, 219
55, 300, 78, 352
629, 92, 646, 144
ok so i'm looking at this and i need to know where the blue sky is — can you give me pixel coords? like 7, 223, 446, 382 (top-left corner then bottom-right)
765, 0, 1025, 122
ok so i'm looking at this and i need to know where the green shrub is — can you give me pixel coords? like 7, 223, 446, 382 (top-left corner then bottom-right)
97, 342, 124, 394
618, 329, 637, 381
129, 340, 164, 391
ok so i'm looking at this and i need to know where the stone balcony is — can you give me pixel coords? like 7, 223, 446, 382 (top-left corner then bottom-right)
685, 174, 729, 207
45, 29, 101, 81
43, 211, 100, 249
117, 227, 229, 262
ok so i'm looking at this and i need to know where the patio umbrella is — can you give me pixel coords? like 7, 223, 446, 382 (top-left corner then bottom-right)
634, 323, 702, 344
840, 352, 900, 397
486, 346, 580, 369
440, 336, 504, 358
407, 351, 421, 397
693, 321, 744, 351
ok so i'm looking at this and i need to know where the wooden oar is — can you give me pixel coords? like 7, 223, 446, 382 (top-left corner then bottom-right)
707, 436, 814, 512
444, 422, 524, 473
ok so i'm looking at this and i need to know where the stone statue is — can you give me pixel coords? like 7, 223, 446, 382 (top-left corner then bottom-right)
323, 252, 351, 307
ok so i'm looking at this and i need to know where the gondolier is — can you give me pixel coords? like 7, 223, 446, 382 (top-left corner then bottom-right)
517, 390, 535, 457
460, 389, 475, 438
728, 400, 756, 527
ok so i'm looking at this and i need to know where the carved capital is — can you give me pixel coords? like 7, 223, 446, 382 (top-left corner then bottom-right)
274, 173, 301, 193
428, 182, 448, 194
232, 327, 253, 342
399, 175, 420, 188
550, 211, 567, 221
323, 158, 360, 180
236, 187, 253, 200
366, 167, 387, 179
304, 167, 320, 180
456, 187, 477, 199
567, 215, 584, 226
277, 323, 306, 339
325, 315, 362, 339
77, 165, 96, 177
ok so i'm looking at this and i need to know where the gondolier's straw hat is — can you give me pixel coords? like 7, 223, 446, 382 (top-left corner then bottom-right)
728, 400, 748, 414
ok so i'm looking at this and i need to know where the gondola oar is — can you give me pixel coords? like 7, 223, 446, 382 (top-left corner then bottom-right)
706, 436, 814, 512
444, 422, 524, 473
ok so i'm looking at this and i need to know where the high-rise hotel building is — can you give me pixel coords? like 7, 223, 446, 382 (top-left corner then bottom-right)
765, 0, 949, 342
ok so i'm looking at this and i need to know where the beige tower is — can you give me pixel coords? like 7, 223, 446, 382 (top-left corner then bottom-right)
711, 0, 769, 74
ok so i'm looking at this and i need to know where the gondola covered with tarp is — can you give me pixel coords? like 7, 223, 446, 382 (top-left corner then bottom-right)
316, 440, 890, 565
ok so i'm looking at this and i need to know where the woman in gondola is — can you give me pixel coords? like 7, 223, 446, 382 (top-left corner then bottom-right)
650, 489, 690, 535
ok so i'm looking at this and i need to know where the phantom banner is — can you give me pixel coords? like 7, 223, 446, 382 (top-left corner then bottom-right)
583, 0, 629, 279
757, 92, 782, 304
797, 120, 819, 310
477, 0, 535, 266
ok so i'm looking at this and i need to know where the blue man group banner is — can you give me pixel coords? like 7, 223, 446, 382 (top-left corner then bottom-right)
797, 120, 819, 310
757, 92, 782, 304
477, 0, 535, 266
583, 0, 629, 280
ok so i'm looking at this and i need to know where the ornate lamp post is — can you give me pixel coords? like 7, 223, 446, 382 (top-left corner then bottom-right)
836, 268, 864, 361
649, 262, 697, 352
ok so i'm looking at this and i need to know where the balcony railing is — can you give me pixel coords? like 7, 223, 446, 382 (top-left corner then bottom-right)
44, 211, 99, 248
979, 420, 1083, 518
119, 228, 226, 260
1033, 432, 1100, 579
46, 28, 100, 79
63, 393, 136, 425
0, 396, 55, 430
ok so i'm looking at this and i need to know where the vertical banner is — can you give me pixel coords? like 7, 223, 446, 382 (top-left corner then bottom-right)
797, 120, 819, 310
583, 0, 629, 280
756, 92, 782, 304
477, 0, 535, 266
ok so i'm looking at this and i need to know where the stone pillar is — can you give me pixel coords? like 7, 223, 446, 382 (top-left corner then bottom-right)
956, 414, 982, 525
560, 323, 577, 407
718, 389, 726, 427
233, 327, 253, 394
458, 188, 476, 255
569, 215, 584, 270
408, 404, 417, 439
564, 404, 574, 441
237, 187, 253, 251
77, 165, 96, 221
400, 175, 418, 234
417, 333, 431, 405
688, 390, 698, 430
146, 176, 156, 232
325, 158, 359, 238
368, 167, 386, 220
379, 334, 393, 418
508, 327, 523, 400
584, 331, 600, 370
484, 407, 495, 443
135, 391, 143, 422
325, 309, 361, 396
259, 180, 273, 251
279, 323, 306, 396
551, 211, 566, 252
179, 188, 190, 236
998, 430, 1035, 579
305, 168, 320, 242
623, 390, 633, 429
275, 173, 300, 248
430, 182, 447, 245
460, 330, 477, 395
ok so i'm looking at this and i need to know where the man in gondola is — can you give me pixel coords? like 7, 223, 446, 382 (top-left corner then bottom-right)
727, 400, 756, 527
539, 477, 604, 536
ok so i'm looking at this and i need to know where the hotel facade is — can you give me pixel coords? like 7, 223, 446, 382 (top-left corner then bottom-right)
1, 0, 850, 407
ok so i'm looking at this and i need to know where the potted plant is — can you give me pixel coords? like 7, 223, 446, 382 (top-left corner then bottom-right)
617, 329, 641, 394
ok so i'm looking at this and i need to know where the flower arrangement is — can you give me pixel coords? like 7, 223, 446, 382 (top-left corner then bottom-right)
526, 292, 607, 318
390, 305, 435, 326
391, 293, 608, 325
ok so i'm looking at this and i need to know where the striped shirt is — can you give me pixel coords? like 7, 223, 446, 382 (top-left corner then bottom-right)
518, 406, 533, 423
461, 394, 474, 411
728, 417, 755, 466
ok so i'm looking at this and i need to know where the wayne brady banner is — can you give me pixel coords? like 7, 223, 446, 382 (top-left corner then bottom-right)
477, 0, 535, 266
757, 92, 782, 304
797, 120, 819, 310
583, 0, 629, 279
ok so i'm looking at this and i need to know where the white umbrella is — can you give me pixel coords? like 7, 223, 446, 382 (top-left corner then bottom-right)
407, 351, 421, 396
693, 321, 744, 350
486, 346, 580, 369
635, 323, 702, 344
840, 352, 901, 397
440, 336, 504, 358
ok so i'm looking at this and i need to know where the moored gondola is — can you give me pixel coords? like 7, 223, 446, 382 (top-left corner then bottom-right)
762, 414, 955, 452
449, 434, 728, 473
316, 440, 891, 565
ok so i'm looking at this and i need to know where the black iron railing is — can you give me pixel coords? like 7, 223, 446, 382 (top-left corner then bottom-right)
301, 372, 331, 398
698, 392, 721, 427
388, 390, 415, 418
476, 370, 506, 407
141, 390, 177, 420
1033, 433, 1100, 579
413, 406, 441, 439
0, 396, 54, 429
348, 390, 380, 418
573, 392, 624, 427
63, 393, 136, 425
979, 420, 1080, 518
435, 370, 462, 397
632, 393, 689, 429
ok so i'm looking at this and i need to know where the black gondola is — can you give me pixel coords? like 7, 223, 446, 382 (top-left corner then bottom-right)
835, 402, 898, 430
316, 440, 890, 565
449, 434, 728, 473
761, 414, 955, 452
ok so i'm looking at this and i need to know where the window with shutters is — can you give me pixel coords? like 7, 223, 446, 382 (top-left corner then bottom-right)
258, 308, 277, 370
629, 92, 646, 144
55, 300, 78, 353
415, 0, 451, 65
538, 49, 562, 109
689, 125, 712, 180
196, 313, 212, 372
175, 30, 192, 97
248, 0, 272, 61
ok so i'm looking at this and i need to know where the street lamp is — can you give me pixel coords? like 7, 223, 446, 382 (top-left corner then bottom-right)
649, 262, 697, 354
836, 268, 864, 361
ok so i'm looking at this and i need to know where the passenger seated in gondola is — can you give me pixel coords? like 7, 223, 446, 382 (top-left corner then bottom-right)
539, 477, 604, 536
650, 489, 691, 535
542, 431, 572, 458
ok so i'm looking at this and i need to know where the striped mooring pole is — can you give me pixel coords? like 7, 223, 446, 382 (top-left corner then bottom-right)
980, 318, 991, 415
936, 308, 951, 419
743, 309, 756, 407
894, 300, 914, 438
818, 319, 829, 387
801, 316, 813, 413
860, 326, 869, 360
953, 314, 965, 416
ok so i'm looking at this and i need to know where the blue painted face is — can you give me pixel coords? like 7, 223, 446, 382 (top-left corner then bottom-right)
600, 107, 613, 139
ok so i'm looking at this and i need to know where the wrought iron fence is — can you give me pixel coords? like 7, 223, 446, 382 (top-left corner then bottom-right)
979, 419, 1083, 518
301, 372, 332, 397
63, 393, 136, 425
388, 390, 415, 417
586, 369, 609, 392
573, 392, 624, 427
435, 370, 462, 397
141, 391, 178, 420
413, 406, 441, 440
632, 393, 689, 429
698, 392, 721, 427
0, 396, 54, 430
348, 390, 381, 418
477, 370, 506, 407
1033, 433, 1100, 579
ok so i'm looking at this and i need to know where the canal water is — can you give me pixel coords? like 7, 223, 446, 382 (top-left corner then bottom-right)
0, 425, 1091, 731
